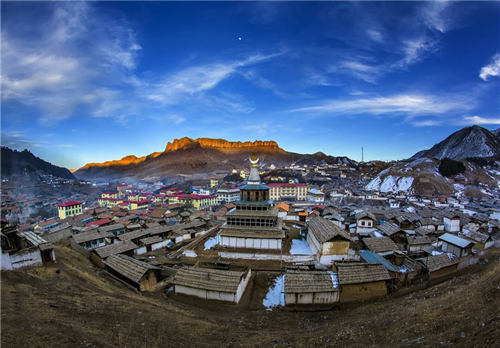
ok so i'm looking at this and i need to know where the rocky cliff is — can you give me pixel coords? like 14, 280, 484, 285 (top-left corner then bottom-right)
165, 137, 279, 152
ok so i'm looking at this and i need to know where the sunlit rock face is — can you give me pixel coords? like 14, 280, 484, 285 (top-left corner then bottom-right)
165, 137, 279, 152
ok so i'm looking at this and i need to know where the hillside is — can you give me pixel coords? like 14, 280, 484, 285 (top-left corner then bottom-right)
493, 127, 500, 138
1, 242, 498, 347
1, 147, 75, 180
411, 126, 500, 160
75, 137, 356, 182
365, 157, 500, 197
366, 126, 500, 196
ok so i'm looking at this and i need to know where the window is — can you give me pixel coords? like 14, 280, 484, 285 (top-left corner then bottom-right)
361, 221, 365, 226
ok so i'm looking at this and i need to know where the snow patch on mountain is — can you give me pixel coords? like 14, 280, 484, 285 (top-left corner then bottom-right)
366, 175, 414, 193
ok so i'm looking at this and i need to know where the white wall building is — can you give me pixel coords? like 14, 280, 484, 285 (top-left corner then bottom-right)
216, 188, 241, 204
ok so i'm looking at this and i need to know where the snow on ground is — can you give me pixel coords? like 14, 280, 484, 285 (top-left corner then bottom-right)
405, 206, 416, 213
263, 275, 285, 309
204, 236, 219, 250
219, 252, 314, 262
289, 239, 314, 255
366, 175, 414, 193
405, 157, 433, 168
182, 250, 197, 258
327, 271, 339, 288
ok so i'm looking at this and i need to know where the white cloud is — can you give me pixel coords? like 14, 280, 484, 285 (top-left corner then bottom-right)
411, 120, 442, 127
240, 69, 287, 98
145, 52, 282, 106
461, 116, 500, 125
169, 115, 186, 125
338, 60, 381, 84
243, 122, 270, 135
366, 29, 383, 43
1, 2, 142, 124
290, 94, 471, 117
392, 36, 440, 70
479, 54, 500, 81
1, 132, 45, 149
420, 0, 456, 33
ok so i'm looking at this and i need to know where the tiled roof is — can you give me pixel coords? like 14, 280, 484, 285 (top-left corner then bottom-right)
104, 254, 159, 283
308, 217, 351, 243
377, 222, 403, 237
420, 253, 458, 272
173, 267, 246, 293
363, 237, 399, 253
94, 240, 137, 259
337, 263, 391, 285
284, 270, 339, 293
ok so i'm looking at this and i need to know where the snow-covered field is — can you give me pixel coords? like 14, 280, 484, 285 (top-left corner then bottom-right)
204, 236, 219, 250
289, 239, 313, 255
263, 275, 285, 309
366, 175, 414, 193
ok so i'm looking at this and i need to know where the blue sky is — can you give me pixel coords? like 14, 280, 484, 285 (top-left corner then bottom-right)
2, 1, 500, 169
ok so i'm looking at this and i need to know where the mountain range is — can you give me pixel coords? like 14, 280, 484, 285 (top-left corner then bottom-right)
75, 137, 357, 181
3, 125, 499, 188
1, 147, 75, 180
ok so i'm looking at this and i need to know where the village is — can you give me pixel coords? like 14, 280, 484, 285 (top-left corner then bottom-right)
2, 154, 499, 313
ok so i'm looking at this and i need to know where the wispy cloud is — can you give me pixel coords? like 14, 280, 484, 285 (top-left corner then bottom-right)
392, 36, 440, 70
420, 0, 458, 33
479, 53, 500, 81
338, 60, 382, 84
2, 2, 142, 124
1, 132, 45, 149
145, 52, 282, 106
290, 93, 471, 117
240, 69, 287, 98
301, 1, 461, 85
241, 122, 302, 136
411, 120, 442, 127
168, 115, 186, 125
460, 115, 500, 125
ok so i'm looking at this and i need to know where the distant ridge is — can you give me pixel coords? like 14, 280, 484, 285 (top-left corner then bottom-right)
75, 137, 356, 181
1, 147, 75, 179
165, 137, 279, 152
411, 125, 500, 160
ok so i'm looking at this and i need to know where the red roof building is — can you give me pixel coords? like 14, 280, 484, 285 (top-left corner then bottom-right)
57, 201, 82, 207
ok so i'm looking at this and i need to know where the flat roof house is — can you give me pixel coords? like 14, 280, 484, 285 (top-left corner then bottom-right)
438, 233, 473, 258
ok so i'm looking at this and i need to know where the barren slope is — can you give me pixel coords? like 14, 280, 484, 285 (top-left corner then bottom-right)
1, 242, 499, 348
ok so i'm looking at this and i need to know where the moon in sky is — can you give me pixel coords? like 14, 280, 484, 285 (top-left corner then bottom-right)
238, 37, 242, 41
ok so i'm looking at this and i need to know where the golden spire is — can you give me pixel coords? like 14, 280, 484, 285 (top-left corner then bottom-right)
249, 154, 259, 168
